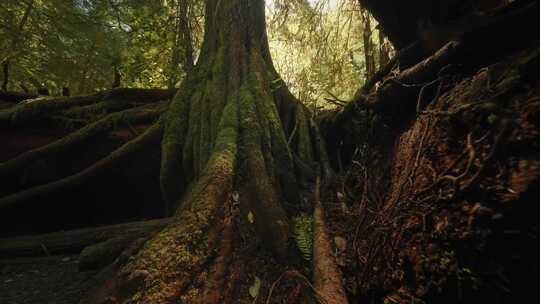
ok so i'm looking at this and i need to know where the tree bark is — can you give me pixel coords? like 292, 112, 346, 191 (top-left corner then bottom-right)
0, 0, 34, 91
313, 178, 349, 304
361, 7, 376, 81
84, 0, 322, 302
378, 30, 391, 68
0, 88, 175, 127
2, 61, 8, 91
179, 0, 194, 72
0, 90, 37, 103
112, 66, 121, 89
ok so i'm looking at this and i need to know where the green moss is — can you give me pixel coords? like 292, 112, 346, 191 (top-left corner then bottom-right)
199, 84, 212, 174
252, 73, 300, 206
209, 46, 229, 143
213, 95, 238, 156
160, 81, 194, 208
182, 90, 202, 181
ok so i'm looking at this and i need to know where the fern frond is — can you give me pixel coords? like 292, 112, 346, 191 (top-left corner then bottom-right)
293, 214, 313, 261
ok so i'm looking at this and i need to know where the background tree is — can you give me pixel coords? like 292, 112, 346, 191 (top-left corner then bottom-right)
0, 0, 204, 94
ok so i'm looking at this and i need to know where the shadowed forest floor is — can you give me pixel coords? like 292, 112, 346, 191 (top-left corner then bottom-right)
1, 255, 98, 304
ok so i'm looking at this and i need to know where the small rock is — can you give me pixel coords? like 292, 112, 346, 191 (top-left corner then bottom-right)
492, 213, 504, 221
476, 205, 495, 217
62, 257, 71, 262
128, 269, 149, 284
336, 256, 347, 267
334, 236, 347, 252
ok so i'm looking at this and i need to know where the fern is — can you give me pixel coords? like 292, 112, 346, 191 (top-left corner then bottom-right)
293, 214, 313, 261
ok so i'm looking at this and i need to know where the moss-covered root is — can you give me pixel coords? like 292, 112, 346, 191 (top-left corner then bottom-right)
0, 88, 174, 127
312, 179, 349, 304
238, 81, 292, 258
159, 79, 196, 215
0, 122, 163, 209
0, 104, 164, 190
93, 105, 238, 303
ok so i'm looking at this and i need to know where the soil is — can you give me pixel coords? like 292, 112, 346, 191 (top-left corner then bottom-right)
0, 255, 99, 304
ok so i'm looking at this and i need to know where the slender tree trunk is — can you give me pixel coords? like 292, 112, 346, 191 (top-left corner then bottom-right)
378, 30, 390, 68
1, 0, 34, 91
1, 61, 8, 91
112, 66, 121, 88
168, 0, 194, 88
19, 83, 29, 93
361, 7, 376, 80
178, 0, 194, 71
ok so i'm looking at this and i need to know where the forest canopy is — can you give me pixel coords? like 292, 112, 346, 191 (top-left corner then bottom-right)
0, 0, 390, 107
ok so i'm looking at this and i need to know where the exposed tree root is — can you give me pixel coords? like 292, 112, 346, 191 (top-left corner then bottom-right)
60, 98, 160, 122
78, 236, 148, 272
0, 90, 38, 103
312, 177, 349, 304
0, 218, 171, 258
0, 104, 164, 193
89, 123, 237, 302
322, 1, 540, 149
0, 122, 163, 209
266, 270, 328, 304
0, 88, 175, 127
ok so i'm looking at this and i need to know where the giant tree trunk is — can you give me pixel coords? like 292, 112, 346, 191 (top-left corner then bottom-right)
85, 0, 322, 302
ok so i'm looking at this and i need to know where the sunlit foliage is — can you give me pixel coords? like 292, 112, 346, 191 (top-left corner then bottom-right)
267, 0, 391, 108
1, 0, 391, 106
0, 0, 203, 94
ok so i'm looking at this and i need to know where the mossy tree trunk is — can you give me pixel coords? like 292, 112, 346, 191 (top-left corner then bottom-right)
87, 0, 320, 302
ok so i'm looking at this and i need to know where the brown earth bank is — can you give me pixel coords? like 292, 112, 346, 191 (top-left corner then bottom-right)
323, 46, 540, 303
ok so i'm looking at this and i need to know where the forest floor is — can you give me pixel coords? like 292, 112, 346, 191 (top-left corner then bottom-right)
0, 255, 98, 304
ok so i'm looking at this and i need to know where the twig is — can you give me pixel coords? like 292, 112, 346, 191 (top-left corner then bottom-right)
324, 98, 346, 108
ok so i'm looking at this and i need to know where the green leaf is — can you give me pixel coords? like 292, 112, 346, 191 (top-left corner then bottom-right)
487, 114, 497, 124
247, 211, 255, 224
249, 276, 261, 298
293, 214, 313, 260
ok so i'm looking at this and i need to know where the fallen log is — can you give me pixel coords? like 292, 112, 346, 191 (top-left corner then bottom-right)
0, 218, 172, 258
